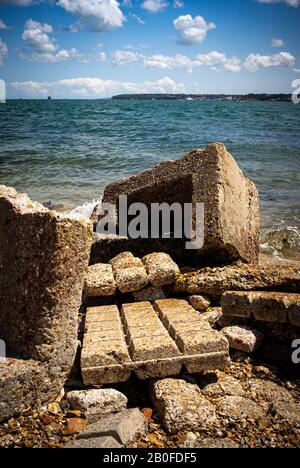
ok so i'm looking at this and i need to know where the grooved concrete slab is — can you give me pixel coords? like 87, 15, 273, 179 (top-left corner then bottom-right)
81, 300, 230, 386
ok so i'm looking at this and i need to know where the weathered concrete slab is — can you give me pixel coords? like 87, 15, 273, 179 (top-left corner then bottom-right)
0, 186, 93, 421
95, 143, 259, 265
84, 264, 116, 297
221, 291, 300, 326
176, 262, 300, 296
81, 300, 230, 385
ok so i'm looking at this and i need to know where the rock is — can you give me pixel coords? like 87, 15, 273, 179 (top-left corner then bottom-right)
141, 408, 153, 422
76, 408, 147, 445
216, 396, 265, 421
200, 307, 222, 326
142, 253, 180, 286
0, 186, 93, 422
221, 291, 300, 325
188, 295, 211, 311
65, 436, 122, 448
66, 410, 82, 418
84, 264, 116, 297
67, 389, 128, 423
176, 262, 300, 296
110, 251, 143, 270
269, 398, 300, 425
133, 285, 166, 302
197, 438, 239, 448
247, 379, 294, 404
221, 325, 264, 353
151, 378, 219, 434
97, 143, 259, 265
184, 432, 198, 448
115, 267, 148, 293
64, 418, 87, 435
47, 402, 61, 415
199, 371, 245, 398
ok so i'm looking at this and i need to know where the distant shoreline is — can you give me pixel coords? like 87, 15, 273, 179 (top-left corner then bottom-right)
112, 93, 292, 102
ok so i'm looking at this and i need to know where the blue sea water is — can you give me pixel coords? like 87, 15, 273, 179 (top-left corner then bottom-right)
0, 99, 299, 258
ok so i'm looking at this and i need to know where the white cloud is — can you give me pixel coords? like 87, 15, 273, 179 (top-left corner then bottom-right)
141, 0, 168, 13
144, 53, 195, 73
0, 19, 9, 29
244, 51, 295, 71
130, 13, 145, 24
271, 38, 285, 47
21, 19, 86, 63
97, 51, 106, 62
0, 0, 34, 4
10, 76, 185, 98
0, 37, 7, 66
257, 0, 300, 7
173, 0, 184, 7
58, 0, 125, 32
112, 49, 140, 65
173, 14, 216, 45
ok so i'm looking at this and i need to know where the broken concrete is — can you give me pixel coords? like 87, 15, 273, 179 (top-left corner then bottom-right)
151, 378, 219, 434
198, 370, 245, 398
93, 143, 260, 265
0, 186, 93, 422
221, 325, 264, 353
176, 262, 300, 296
142, 253, 180, 286
188, 295, 211, 311
133, 285, 166, 302
216, 396, 265, 421
84, 263, 116, 297
221, 291, 300, 326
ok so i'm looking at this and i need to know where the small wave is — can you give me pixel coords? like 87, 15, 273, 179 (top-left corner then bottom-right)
67, 197, 102, 220
260, 226, 300, 260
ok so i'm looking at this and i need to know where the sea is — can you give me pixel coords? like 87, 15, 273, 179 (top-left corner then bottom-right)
0, 99, 299, 260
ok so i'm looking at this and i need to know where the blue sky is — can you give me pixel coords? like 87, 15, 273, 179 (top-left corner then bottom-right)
0, 0, 300, 97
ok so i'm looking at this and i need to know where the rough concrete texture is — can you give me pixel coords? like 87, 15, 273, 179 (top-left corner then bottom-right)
221, 291, 300, 326
67, 389, 128, 423
133, 285, 166, 302
0, 186, 93, 421
188, 295, 211, 311
75, 408, 147, 445
142, 253, 180, 286
216, 396, 265, 421
94, 143, 259, 265
198, 370, 245, 398
65, 436, 122, 448
84, 264, 116, 297
176, 262, 300, 296
221, 325, 264, 353
81, 300, 230, 386
114, 267, 148, 293
109, 251, 142, 271
151, 378, 218, 434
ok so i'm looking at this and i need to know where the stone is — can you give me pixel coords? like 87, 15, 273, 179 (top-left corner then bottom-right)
200, 308, 223, 326
84, 263, 116, 297
221, 325, 264, 353
109, 251, 142, 271
64, 418, 87, 435
141, 408, 153, 422
77, 408, 147, 445
198, 371, 244, 398
67, 389, 128, 423
216, 396, 265, 421
97, 143, 259, 265
133, 285, 166, 303
197, 438, 239, 449
176, 262, 300, 297
247, 379, 294, 404
151, 378, 219, 434
65, 436, 122, 449
47, 402, 61, 415
221, 291, 300, 325
188, 295, 211, 311
0, 186, 93, 422
269, 398, 300, 425
114, 266, 148, 293
142, 253, 180, 286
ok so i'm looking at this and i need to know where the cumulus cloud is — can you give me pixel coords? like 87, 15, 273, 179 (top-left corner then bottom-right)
271, 38, 285, 47
21, 19, 86, 62
141, 0, 168, 13
257, 0, 300, 6
144, 54, 195, 73
244, 51, 295, 71
173, 14, 216, 45
173, 0, 184, 7
0, 37, 8, 66
9, 76, 185, 98
112, 49, 140, 65
57, 0, 125, 32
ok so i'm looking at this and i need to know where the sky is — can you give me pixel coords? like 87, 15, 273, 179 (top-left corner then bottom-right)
0, 0, 300, 98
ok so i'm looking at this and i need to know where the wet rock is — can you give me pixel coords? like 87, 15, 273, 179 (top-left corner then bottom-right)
188, 295, 211, 311
216, 396, 265, 421
84, 264, 116, 297
221, 325, 264, 353
0, 186, 93, 422
143, 253, 180, 287
67, 389, 127, 423
176, 262, 300, 296
199, 371, 245, 398
151, 378, 218, 434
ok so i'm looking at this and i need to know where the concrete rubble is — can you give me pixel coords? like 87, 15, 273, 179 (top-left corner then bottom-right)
221, 325, 264, 353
